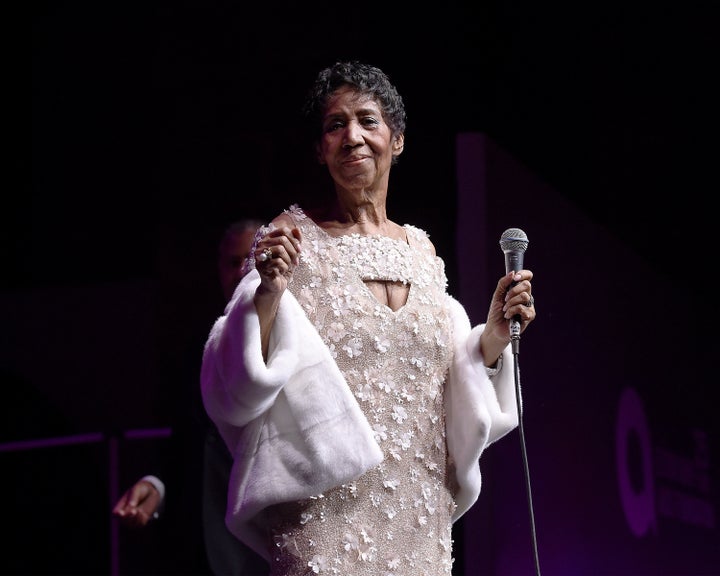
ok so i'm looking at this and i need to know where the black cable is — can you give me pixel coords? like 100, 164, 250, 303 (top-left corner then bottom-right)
511, 337, 541, 576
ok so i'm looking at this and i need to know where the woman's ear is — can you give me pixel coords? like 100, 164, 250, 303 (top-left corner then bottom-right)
392, 133, 405, 157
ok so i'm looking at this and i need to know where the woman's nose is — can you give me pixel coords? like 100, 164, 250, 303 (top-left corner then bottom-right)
342, 122, 363, 147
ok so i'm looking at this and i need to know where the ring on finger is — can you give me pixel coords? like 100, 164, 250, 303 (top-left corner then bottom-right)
257, 247, 273, 262
524, 295, 534, 308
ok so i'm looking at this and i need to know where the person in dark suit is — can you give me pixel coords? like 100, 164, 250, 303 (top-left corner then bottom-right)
113, 219, 270, 575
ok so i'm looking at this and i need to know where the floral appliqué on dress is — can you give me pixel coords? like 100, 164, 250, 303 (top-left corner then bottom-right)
266, 205, 456, 576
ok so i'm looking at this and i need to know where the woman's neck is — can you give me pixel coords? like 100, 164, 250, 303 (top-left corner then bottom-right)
309, 200, 405, 240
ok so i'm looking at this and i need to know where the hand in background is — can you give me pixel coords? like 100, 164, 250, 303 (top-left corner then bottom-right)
112, 479, 161, 528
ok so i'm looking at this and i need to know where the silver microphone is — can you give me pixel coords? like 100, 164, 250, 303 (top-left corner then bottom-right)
499, 228, 529, 340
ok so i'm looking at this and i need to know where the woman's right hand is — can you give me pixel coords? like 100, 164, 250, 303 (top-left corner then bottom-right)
253, 224, 303, 294
253, 222, 302, 359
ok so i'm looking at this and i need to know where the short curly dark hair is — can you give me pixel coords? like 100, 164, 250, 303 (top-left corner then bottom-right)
302, 61, 406, 142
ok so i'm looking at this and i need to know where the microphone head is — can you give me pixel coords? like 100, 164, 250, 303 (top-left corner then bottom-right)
499, 228, 529, 253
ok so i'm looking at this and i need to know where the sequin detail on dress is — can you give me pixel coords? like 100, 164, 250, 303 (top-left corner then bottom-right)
266, 205, 456, 576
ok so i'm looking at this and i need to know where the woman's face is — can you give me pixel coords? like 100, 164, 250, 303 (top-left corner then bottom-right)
316, 85, 404, 193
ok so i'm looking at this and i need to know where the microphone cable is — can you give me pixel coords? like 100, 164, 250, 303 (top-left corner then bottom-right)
511, 332, 542, 576
500, 227, 541, 574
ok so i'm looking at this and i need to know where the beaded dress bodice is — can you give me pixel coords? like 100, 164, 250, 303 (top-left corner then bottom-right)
265, 205, 457, 576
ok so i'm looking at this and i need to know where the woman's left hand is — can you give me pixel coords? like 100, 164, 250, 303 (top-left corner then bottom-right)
480, 270, 535, 364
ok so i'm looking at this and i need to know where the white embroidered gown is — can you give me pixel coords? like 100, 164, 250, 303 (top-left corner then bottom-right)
264, 206, 458, 576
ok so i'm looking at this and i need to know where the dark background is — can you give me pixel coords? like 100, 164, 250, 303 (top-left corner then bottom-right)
12, 1, 719, 574
25, 1, 718, 293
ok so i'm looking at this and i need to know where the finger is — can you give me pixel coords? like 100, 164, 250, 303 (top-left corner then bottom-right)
505, 278, 531, 300
503, 295, 533, 319
272, 230, 302, 263
256, 241, 291, 265
112, 496, 128, 514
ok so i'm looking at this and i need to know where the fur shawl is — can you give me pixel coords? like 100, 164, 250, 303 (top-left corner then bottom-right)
201, 269, 518, 561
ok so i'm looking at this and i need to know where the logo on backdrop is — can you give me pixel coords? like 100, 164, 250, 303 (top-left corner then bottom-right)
616, 387, 715, 536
